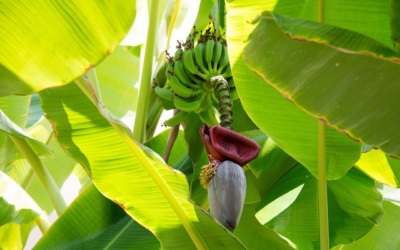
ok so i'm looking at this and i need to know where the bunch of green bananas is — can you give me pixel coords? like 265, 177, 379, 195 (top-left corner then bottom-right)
155, 25, 238, 128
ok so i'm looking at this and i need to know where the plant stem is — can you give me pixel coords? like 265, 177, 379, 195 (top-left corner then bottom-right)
318, 0, 329, 249
218, 0, 226, 35
318, 121, 329, 250
146, 92, 163, 140
163, 109, 180, 163
10, 136, 67, 216
35, 216, 50, 234
318, 0, 324, 23
133, 0, 161, 143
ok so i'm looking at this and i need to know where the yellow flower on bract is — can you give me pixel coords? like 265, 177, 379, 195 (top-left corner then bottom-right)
199, 162, 217, 189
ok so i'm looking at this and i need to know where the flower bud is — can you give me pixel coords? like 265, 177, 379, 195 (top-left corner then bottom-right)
208, 160, 246, 232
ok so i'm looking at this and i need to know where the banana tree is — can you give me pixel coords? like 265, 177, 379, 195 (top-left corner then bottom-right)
1, 0, 400, 250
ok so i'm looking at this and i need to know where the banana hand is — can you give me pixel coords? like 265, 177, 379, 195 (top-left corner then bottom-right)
170, 75, 202, 98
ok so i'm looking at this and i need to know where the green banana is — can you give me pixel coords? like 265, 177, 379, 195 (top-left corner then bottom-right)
170, 75, 202, 98
222, 64, 232, 78
195, 92, 211, 113
164, 111, 188, 127
183, 49, 207, 79
217, 45, 229, 74
165, 62, 174, 81
211, 92, 219, 107
184, 65, 204, 84
230, 87, 238, 101
194, 43, 209, 74
204, 39, 214, 72
174, 48, 184, 61
212, 42, 223, 73
174, 92, 206, 112
155, 86, 174, 101
199, 106, 219, 127
174, 60, 200, 89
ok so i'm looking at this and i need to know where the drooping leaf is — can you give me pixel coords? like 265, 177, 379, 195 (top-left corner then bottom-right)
243, 12, 400, 160
257, 165, 383, 250
0, 110, 53, 161
0, 95, 31, 168
225, 2, 361, 180
0, 172, 42, 227
39, 82, 246, 250
343, 201, 400, 250
0, 0, 136, 97
356, 149, 400, 188
26, 94, 44, 129
34, 184, 160, 250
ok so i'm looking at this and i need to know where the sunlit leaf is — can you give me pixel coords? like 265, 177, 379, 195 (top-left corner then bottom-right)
356, 149, 400, 188
0, 0, 136, 96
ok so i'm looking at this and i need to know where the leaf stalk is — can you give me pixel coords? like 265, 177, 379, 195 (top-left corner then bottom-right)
10, 136, 67, 216
133, 0, 161, 143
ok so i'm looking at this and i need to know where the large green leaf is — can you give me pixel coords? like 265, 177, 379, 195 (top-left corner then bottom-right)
273, 0, 392, 46
356, 149, 400, 188
0, 222, 34, 250
0, 171, 42, 226
243, 12, 400, 160
39, 82, 246, 250
343, 201, 400, 250
34, 184, 160, 250
225, 1, 361, 180
257, 165, 383, 250
0, 0, 136, 97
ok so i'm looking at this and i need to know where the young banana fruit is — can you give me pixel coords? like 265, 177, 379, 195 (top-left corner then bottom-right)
170, 75, 202, 98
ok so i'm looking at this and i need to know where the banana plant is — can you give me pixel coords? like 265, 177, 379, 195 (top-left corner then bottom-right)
1, 0, 400, 250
